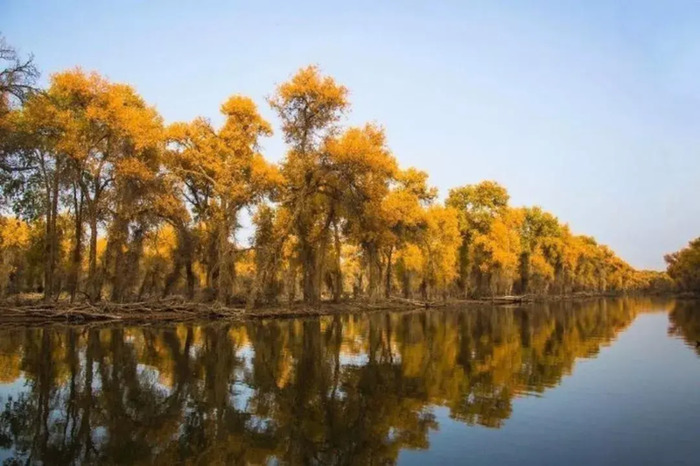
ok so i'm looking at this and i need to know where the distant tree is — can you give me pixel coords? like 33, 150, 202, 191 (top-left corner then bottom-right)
446, 181, 510, 297
665, 237, 700, 292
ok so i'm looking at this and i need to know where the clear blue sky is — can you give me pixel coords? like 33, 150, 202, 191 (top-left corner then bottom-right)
2, 0, 699, 270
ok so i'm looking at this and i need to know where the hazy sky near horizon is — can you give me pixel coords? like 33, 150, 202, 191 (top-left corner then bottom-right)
2, 0, 699, 270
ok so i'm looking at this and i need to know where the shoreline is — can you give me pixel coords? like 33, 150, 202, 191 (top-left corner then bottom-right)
0, 292, 688, 326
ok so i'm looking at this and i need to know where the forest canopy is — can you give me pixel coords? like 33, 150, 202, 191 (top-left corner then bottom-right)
665, 237, 700, 293
0, 37, 680, 306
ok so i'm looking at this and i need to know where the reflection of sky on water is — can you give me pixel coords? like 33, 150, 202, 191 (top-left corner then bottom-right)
400, 312, 700, 466
0, 299, 697, 465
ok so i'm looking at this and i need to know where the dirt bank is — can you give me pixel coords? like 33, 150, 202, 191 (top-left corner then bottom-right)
0, 292, 669, 326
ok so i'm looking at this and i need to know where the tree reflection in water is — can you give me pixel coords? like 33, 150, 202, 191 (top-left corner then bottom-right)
668, 300, 700, 355
0, 297, 680, 465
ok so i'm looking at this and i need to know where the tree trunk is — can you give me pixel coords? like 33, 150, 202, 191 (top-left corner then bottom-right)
311, 210, 334, 303
119, 224, 145, 301
43, 177, 59, 301
419, 278, 427, 301
163, 224, 196, 299
107, 215, 130, 302
367, 243, 381, 303
332, 220, 342, 302
205, 224, 219, 291
69, 186, 83, 303
300, 237, 319, 304
402, 270, 411, 298
87, 212, 99, 301
286, 265, 297, 304
43, 210, 53, 301
458, 237, 470, 298
518, 251, 530, 295
385, 247, 393, 298
216, 219, 235, 304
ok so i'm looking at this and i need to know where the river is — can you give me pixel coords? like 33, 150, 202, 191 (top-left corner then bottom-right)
0, 297, 698, 465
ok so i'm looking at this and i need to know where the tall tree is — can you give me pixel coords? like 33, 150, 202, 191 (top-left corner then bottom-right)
419, 206, 461, 300
446, 181, 509, 297
325, 124, 398, 302
168, 96, 277, 303
269, 66, 349, 304
39, 70, 163, 300
515, 206, 561, 294
381, 168, 435, 297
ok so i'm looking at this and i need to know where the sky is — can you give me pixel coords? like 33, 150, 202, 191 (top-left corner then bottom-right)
2, 0, 699, 270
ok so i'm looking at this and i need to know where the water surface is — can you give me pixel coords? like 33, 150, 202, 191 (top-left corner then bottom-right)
0, 298, 698, 465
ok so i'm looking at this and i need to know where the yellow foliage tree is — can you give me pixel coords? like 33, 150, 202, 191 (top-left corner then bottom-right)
168, 96, 276, 303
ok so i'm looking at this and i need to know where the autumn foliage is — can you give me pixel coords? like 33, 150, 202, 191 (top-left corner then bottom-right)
0, 39, 680, 305
665, 237, 700, 293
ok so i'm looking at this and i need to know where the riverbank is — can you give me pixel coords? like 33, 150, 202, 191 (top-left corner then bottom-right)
0, 291, 684, 326
0, 297, 440, 325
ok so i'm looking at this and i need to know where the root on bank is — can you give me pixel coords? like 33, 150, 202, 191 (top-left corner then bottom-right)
0, 296, 448, 325
0, 291, 641, 326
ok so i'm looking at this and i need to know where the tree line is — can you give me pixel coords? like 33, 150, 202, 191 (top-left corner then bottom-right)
0, 36, 679, 305
665, 237, 700, 294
